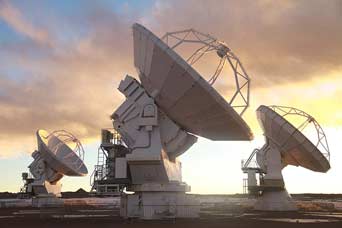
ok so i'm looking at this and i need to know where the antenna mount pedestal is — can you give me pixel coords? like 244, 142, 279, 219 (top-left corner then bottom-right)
254, 142, 297, 211
28, 150, 63, 197
112, 75, 199, 219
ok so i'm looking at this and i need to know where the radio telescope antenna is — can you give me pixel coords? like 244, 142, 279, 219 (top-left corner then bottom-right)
133, 24, 253, 141
242, 105, 330, 211
110, 23, 253, 219
26, 129, 88, 200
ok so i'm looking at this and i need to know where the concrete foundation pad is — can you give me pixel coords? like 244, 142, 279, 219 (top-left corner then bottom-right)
121, 191, 200, 219
32, 197, 64, 208
254, 190, 297, 211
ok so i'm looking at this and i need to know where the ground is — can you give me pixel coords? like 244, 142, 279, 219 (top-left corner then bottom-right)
1, 195, 342, 227
1, 207, 342, 228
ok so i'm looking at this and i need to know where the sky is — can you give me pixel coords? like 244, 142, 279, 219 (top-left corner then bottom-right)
0, 0, 342, 194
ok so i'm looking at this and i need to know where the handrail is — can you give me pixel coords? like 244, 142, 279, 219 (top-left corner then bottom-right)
242, 148, 260, 169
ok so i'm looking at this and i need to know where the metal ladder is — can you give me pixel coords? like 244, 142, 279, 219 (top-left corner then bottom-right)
90, 147, 107, 192
97, 147, 106, 169
243, 178, 248, 194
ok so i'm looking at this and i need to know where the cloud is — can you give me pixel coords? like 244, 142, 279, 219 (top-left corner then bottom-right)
0, 2, 138, 156
0, 0, 52, 45
0, 0, 341, 157
147, 0, 342, 86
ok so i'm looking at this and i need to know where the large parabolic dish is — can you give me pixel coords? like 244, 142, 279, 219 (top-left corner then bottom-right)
37, 129, 88, 176
133, 23, 253, 141
257, 105, 330, 172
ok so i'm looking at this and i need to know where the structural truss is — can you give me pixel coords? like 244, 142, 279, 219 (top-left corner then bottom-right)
269, 105, 330, 162
162, 29, 251, 115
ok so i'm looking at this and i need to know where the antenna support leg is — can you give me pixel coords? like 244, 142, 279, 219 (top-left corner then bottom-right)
255, 143, 297, 211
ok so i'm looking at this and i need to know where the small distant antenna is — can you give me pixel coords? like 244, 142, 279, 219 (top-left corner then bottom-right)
242, 105, 331, 211
24, 129, 88, 198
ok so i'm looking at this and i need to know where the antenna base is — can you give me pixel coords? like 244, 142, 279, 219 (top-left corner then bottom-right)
121, 183, 200, 219
254, 190, 297, 211
242, 143, 296, 211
